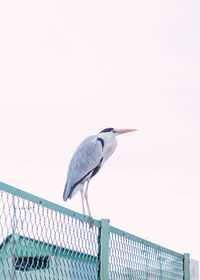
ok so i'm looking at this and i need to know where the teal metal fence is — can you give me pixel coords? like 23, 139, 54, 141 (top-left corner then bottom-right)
0, 182, 190, 279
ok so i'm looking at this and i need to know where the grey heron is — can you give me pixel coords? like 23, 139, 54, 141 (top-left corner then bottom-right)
63, 128, 137, 224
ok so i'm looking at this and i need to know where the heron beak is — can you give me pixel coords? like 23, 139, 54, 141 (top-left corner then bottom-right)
115, 129, 137, 135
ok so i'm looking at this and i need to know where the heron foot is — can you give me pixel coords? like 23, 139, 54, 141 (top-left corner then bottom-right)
89, 217, 94, 228
80, 215, 86, 224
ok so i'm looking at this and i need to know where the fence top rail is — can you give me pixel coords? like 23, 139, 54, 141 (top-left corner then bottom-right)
0, 181, 185, 260
0, 181, 101, 227
110, 225, 184, 260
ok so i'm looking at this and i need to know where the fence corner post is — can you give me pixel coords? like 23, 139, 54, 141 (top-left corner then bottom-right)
184, 253, 190, 280
100, 219, 110, 280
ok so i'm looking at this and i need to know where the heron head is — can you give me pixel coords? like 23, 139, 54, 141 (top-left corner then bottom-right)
99, 128, 137, 136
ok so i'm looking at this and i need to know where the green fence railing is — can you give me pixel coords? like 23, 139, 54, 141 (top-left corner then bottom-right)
0, 182, 190, 279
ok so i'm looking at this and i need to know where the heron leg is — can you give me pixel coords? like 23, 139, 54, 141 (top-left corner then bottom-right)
80, 185, 86, 216
84, 180, 94, 226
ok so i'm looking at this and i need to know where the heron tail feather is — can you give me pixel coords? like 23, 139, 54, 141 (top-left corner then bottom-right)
63, 181, 70, 201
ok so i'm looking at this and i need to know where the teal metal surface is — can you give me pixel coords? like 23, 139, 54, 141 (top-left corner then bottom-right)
0, 182, 188, 279
184, 253, 190, 280
99, 219, 110, 279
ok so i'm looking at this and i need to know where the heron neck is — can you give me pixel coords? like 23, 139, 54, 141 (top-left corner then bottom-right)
100, 134, 117, 162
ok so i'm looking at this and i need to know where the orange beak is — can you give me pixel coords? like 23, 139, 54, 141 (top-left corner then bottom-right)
115, 128, 138, 135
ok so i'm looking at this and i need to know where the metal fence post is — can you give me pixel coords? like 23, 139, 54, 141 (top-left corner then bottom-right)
100, 219, 110, 280
184, 253, 190, 280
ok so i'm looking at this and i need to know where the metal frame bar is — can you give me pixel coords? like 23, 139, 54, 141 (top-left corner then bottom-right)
0, 181, 101, 227
110, 225, 184, 259
184, 253, 190, 280
99, 219, 110, 280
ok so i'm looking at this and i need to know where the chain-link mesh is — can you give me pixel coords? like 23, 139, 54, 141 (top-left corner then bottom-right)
109, 228, 184, 280
0, 184, 185, 280
0, 189, 100, 279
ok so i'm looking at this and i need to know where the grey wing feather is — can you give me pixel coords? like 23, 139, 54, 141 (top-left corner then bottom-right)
63, 135, 103, 201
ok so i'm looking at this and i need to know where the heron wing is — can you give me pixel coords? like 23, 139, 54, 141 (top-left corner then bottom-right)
63, 135, 103, 200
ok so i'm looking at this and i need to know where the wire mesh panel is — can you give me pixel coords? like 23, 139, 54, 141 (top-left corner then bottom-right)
0, 186, 100, 280
0, 183, 186, 280
109, 227, 184, 280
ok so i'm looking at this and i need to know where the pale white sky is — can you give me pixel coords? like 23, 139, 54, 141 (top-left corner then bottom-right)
0, 0, 200, 263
